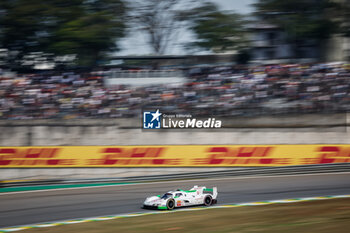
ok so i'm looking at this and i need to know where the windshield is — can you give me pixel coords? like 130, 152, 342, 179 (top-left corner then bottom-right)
161, 193, 173, 199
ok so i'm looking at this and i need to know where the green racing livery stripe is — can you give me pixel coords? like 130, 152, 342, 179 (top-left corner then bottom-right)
204, 188, 213, 192
183, 190, 196, 193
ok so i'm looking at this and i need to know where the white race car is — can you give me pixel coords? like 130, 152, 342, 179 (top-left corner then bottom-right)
143, 185, 218, 210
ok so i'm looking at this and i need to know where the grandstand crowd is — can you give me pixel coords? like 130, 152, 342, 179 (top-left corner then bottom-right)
0, 62, 349, 119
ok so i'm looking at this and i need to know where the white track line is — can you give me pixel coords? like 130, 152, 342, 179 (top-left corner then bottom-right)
1, 194, 350, 233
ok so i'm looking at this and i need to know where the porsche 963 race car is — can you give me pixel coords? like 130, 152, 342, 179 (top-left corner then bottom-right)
143, 185, 218, 210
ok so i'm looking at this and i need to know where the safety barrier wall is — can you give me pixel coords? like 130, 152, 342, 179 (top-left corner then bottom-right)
1, 145, 349, 168
0, 113, 349, 146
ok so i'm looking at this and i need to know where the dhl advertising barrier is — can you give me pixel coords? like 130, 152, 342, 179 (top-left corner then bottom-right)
0, 145, 349, 167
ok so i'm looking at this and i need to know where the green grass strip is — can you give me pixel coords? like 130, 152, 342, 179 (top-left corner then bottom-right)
0, 182, 134, 193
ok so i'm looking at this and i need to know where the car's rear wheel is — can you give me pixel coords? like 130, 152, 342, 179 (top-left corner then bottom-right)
166, 198, 175, 210
204, 195, 212, 206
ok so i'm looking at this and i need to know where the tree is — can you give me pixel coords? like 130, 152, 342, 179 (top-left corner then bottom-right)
127, 0, 200, 55
0, 0, 126, 67
254, 0, 338, 59
51, 0, 126, 66
334, 0, 350, 60
185, 2, 247, 53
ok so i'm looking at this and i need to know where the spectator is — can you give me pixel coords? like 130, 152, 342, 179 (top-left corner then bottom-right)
0, 62, 349, 119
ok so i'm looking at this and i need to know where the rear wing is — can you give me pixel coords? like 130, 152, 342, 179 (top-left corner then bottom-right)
203, 187, 218, 199
212, 187, 218, 199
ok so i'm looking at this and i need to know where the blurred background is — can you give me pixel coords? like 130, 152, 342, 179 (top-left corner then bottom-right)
1, 2, 350, 231
0, 0, 349, 120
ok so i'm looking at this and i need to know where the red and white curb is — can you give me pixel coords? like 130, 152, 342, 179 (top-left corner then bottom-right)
1, 194, 349, 233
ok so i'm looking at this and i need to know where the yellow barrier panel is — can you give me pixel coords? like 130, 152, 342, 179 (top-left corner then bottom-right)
0, 145, 349, 167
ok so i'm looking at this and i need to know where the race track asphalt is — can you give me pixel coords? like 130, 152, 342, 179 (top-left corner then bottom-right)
1, 172, 350, 228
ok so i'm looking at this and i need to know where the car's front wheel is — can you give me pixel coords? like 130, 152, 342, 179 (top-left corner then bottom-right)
204, 195, 212, 206
166, 198, 175, 210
